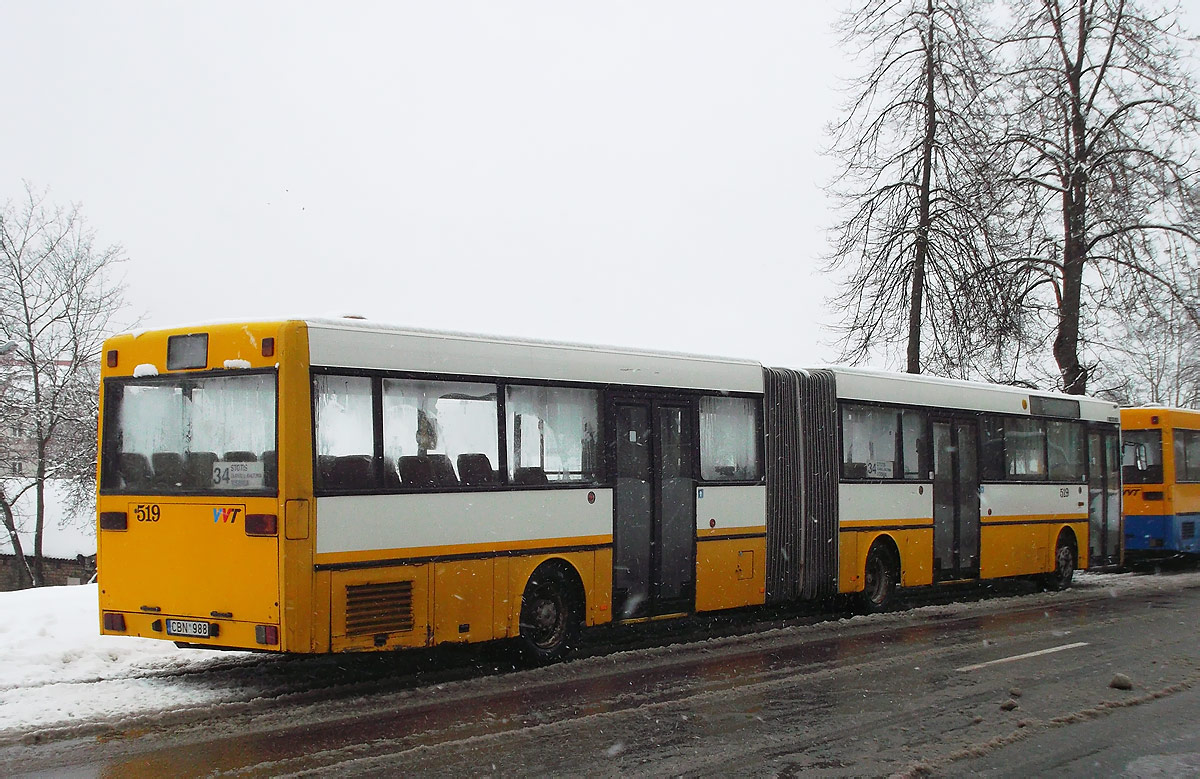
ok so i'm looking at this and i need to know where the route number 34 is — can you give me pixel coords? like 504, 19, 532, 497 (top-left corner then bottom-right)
134, 504, 161, 522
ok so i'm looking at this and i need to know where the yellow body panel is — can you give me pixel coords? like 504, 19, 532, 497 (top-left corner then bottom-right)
695, 533, 767, 612
329, 565, 432, 652
1122, 407, 1200, 521
434, 559, 496, 644
979, 518, 1087, 578
838, 528, 934, 593
97, 498, 280, 626
276, 322, 315, 652
98, 322, 301, 650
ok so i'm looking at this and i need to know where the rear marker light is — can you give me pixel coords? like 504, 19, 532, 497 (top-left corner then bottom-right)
103, 612, 126, 632
99, 511, 128, 531
261, 337, 275, 357
106, 349, 118, 368
245, 514, 278, 536
255, 625, 279, 646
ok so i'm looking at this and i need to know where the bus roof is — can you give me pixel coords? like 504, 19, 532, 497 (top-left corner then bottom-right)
109, 317, 1121, 418
824, 366, 1119, 423
304, 317, 766, 393
1121, 406, 1200, 428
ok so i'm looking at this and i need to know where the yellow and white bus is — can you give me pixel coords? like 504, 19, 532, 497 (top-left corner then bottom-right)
96, 319, 1121, 660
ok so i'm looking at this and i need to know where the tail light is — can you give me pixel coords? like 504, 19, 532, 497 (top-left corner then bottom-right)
255, 625, 279, 645
103, 612, 126, 632
100, 512, 128, 530
245, 514, 278, 536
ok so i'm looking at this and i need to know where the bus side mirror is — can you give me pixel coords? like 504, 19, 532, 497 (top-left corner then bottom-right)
1136, 443, 1148, 472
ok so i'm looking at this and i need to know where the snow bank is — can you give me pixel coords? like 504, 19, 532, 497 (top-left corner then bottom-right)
0, 584, 247, 734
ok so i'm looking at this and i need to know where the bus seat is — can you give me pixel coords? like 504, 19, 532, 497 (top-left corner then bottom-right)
428, 454, 460, 487
458, 453, 497, 486
184, 452, 218, 489
151, 452, 183, 486
262, 450, 278, 488
844, 462, 869, 479
318, 455, 337, 484
514, 466, 549, 486
329, 455, 375, 490
120, 453, 152, 488
398, 456, 436, 488
223, 450, 258, 462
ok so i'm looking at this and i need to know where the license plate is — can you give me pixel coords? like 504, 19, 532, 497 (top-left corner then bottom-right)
166, 619, 211, 638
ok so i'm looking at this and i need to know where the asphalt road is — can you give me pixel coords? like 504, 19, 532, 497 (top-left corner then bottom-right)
7, 569, 1200, 777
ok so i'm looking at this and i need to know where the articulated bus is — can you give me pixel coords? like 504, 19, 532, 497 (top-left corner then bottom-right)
96, 319, 1122, 661
1121, 407, 1200, 561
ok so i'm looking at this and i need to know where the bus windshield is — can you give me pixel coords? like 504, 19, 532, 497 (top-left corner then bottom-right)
100, 372, 277, 495
1121, 429, 1163, 485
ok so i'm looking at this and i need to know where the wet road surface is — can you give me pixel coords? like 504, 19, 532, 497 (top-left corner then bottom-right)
5, 570, 1200, 776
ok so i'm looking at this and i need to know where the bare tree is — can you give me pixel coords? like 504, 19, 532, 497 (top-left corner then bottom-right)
1096, 254, 1200, 406
0, 183, 125, 587
826, 0, 1011, 375
995, 0, 1200, 394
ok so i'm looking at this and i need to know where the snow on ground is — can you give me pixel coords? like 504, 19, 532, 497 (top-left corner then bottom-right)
1, 569, 1198, 740
0, 583, 258, 735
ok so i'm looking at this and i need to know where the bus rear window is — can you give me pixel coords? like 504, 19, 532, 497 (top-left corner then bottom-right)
101, 372, 277, 494
1122, 429, 1163, 484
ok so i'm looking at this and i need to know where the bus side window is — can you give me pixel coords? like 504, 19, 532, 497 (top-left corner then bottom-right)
314, 374, 376, 491
1177, 429, 1200, 483
700, 396, 762, 482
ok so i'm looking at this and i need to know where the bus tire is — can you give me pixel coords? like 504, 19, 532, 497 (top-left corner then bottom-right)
1043, 533, 1077, 591
859, 542, 899, 613
515, 563, 583, 664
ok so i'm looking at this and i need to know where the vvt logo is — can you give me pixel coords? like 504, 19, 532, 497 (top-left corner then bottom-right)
213, 507, 242, 524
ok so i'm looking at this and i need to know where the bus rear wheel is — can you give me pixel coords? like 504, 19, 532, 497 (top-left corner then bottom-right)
1043, 534, 1077, 591
859, 543, 898, 613
516, 564, 582, 664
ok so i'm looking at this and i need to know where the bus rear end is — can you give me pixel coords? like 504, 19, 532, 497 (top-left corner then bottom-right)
97, 322, 300, 651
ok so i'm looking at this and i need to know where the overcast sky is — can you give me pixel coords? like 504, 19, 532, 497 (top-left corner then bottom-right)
1, 2, 1196, 370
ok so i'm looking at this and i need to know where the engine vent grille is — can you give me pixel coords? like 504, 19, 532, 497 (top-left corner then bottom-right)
345, 580, 414, 636
1183, 521, 1195, 540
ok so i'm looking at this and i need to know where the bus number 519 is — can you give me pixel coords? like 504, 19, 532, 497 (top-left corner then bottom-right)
134, 504, 160, 522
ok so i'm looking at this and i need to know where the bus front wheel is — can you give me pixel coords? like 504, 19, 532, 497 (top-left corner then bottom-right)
516, 564, 582, 664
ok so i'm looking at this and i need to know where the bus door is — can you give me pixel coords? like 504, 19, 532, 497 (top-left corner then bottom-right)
1088, 428, 1122, 567
609, 396, 696, 620
932, 417, 981, 580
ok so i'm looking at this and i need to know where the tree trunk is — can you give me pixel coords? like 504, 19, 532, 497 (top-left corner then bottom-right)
1053, 9, 1090, 396
907, 0, 938, 375
0, 489, 34, 589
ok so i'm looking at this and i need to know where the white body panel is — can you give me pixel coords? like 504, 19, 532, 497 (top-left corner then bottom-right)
829, 366, 1118, 423
839, 483, 932, 523
695, 485, 766, 531
306, 319, 763, 393
315, 489, 613, 555
979, 482, 1088, 518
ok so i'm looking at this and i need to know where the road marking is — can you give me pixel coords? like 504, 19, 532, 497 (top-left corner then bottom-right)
956, 642, 1090, 672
